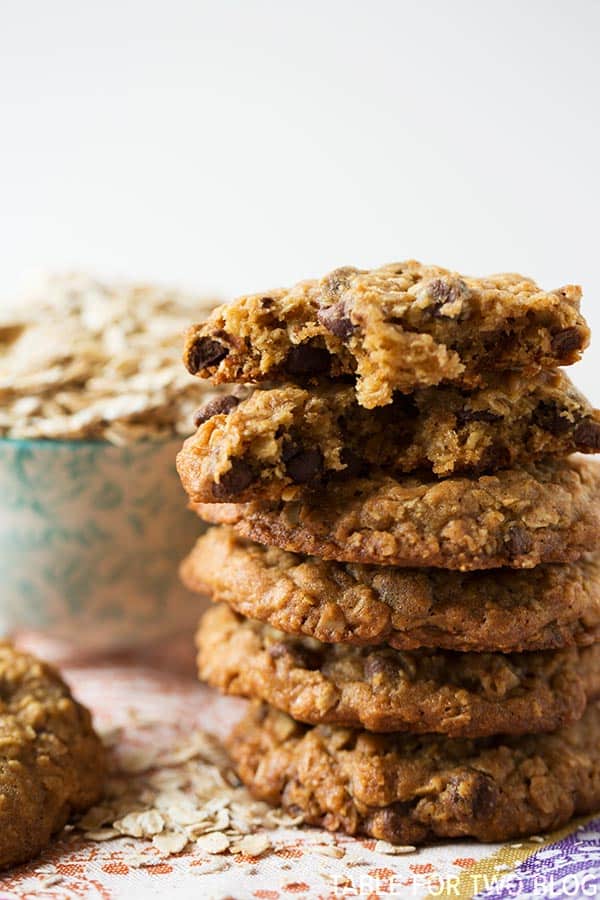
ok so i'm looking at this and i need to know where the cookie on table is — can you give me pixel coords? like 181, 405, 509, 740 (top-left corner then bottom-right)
227, 701, 600, 844
197, 604, 600, 737
178, 372, 600, 503
181, 529, 600, 652
183, 261, 589, 408
0, 645, 105, 869
192, 458, 600, 570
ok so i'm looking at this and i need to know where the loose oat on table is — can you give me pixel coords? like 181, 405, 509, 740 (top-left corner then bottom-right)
228, 700, 600, 845
197, 603, 600, 737
177, 371, 600, 503
182, 528, 600, 652
184, 260, 589, 407
75, 715, 301, 867
0, 272, 221, 442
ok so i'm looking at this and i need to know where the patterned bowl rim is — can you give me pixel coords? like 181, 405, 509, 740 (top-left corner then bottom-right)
0, 435, 182, 448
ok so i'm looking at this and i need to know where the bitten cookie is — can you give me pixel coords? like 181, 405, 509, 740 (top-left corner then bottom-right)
0, 645, 105, 869
227, 701, 600, 844
184, 261, 589, 407
192, 458, 600, 570
197, 604, 600, 736
178, 372, 600, 503
182, 529, 600, 652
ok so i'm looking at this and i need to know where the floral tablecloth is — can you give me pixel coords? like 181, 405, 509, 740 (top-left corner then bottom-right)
1, 635, 599, 900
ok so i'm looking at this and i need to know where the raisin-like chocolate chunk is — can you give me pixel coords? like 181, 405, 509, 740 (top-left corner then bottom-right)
364, 655, 398, 682
551, 326, 583, 359
187, 337, 229, 373
285, 447, 324, 485
317, 302, 357, 340
193, 395, 240, 428
446, 771, 498, 821
212, 458, 254, 499
268, 641, 320, 670
285, 342, 331, 376
372, 804, 417, 844
574, 419, 600, 452
532, 401, 572, 435
455, 408, 502, 429
338, 448, 366, 480
505, 526, 534, 558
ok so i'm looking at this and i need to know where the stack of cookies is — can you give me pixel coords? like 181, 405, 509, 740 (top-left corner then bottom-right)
177, 261, 600, 844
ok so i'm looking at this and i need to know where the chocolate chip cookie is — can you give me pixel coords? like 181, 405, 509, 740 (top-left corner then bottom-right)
178, 372, 600, 503
181, 529, 600, 652
184, 261, 589, 408
0, 644, 105, 869
227, 700, 600, 844
198, 604, 600, 736
192, 458, 600, 570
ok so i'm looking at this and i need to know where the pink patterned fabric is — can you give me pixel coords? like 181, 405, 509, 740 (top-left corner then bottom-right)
1, 635, 598, 900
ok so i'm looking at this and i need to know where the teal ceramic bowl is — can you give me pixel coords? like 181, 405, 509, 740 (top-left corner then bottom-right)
0, 437, 205, 654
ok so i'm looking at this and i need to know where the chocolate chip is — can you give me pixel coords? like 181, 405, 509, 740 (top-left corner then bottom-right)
268, 641, 320, 669
285, 447, 324, 485
455, 408, 502, 429
285, 342, 331, 376
574, 419, 600, 452
260, 296, 274, 308
505, 526, 533, 558
364, 655, 397, 681
426, 277, 470, 315
551, 326, 583, 359
187, 337, 229, 373
317, 302, 356, 340
531, 400, 572, 435
193, 395, 240, 428
446, 771, 497, 820
338, 448, 365, 480
478, 445, 511, 473
211, 458, 254, 499
374, 804, 415, 843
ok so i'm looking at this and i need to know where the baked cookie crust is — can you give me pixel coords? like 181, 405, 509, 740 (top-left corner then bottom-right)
192, 458, 600, 570
227, 701, 600, 844
0, 645, 105, 869
197, 604, 600, 736
181, 529, 600, 652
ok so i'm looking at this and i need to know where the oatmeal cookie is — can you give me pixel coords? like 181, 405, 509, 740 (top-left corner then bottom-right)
181, 529, 600, 652
198, 604, 600, 736
177, 372, 600, 503
227, 701, 600, 844
0, 645, 105, 869
192, 458, 600, 570
184, 261, 589, 407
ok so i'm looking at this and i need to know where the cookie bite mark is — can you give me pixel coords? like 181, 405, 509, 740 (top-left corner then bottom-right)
182, 262, 590, 405
193, 395, 240, 428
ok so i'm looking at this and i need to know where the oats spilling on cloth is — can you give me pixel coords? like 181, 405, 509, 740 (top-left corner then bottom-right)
76, 725, 301, 862
0, 272, 223, 442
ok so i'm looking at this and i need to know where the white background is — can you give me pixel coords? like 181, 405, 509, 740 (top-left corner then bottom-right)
1, 0, 599, 399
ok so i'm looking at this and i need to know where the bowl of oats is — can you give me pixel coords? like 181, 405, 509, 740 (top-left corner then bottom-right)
0, 273, 219, 654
